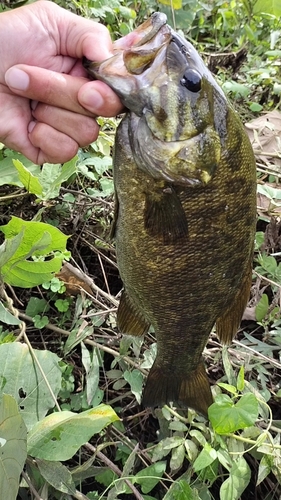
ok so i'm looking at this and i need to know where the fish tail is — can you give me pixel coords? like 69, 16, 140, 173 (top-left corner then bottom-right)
142, 359, 213, 417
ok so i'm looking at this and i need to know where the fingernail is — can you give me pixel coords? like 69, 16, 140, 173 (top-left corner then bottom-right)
28, 121, 36, 133
5, 67, 30, 91
80, 88, 104, 112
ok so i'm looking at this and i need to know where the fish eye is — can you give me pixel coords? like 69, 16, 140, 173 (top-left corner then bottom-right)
180, 69, 202, 92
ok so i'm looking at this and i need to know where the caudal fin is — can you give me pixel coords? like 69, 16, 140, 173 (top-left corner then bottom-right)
142, 359, 213, 417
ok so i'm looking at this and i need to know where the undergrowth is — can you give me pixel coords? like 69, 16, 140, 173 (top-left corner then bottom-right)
0, 1, 281, 499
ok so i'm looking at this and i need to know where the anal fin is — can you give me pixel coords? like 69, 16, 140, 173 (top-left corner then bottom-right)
117, 290, 150, 336
216, 262, 253, 344
144, 185, 188, 245
142, 359, 213, 417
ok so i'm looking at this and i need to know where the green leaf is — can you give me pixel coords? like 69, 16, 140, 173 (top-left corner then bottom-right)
0, 301, 21, 325
0, 153, 39, 187
220, 457, 251, 500
256, 294, 269, 322
27, 404, 119, 460
253, 0, 281, 17
0, 217, 68, 287
0, 231, 24, 268
193, 443, 217, 472
0, 342, 61, 430
209, 393, 259, 434
0, 394, 27, 500
134, 462, 166, 494
39, 157, 77, 200
25, 297, 49, 317
124, 369, 144, 404
163, 480, 195, 500
37, 459, 76, 494
157, 0, 182, 9
13, 159, 43, 195
170, 443, 185, 471
236, 366, 245, 392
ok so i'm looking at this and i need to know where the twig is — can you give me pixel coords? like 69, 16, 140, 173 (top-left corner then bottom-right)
18, 312, 147, 374
21, 470, 44, 500
85, 442, 145, 500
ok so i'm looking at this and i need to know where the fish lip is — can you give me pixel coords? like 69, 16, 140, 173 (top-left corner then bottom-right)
84, 13, 171, 78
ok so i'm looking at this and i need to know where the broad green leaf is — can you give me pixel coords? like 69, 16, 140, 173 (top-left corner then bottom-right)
27, 404, 119, 460
0, 301, 21, 325
0, 217, 68, 287
157, 0, 182, 9
39, 157, 77, 200
0, 394, 27, 500
220, 457, 251, 500
0, 343, 61, 430
209, 393, 259, 434
163, 480, 195, 500
37, 459, 76, 494
257, 454, 273, 485
134, 461, 166, 494
0, 154, 39, 187
0, 216, 68, 256
193, 443, 217, 473
13, 159, 43, 195
0, 231, 24, 268
253, 0, 281, 17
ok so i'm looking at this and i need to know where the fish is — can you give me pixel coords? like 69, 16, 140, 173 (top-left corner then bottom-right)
85, 13, 257, 416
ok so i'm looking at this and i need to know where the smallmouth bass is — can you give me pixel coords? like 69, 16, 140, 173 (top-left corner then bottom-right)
85, 13, 256, 416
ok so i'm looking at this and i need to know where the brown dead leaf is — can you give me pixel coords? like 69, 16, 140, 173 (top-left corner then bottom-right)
245, 110, 281, 167
56, 264, 93, 296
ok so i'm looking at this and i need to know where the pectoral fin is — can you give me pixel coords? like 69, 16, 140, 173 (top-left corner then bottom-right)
142, 358, 213, 417
144, 186, 188, 244
216, 262, 253, 344
117, 290, 150, 336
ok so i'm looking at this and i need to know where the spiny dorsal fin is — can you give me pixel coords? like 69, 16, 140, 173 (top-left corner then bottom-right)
144, 186, 188, 245
142, 358, 212, 417
117, 290, 150, 337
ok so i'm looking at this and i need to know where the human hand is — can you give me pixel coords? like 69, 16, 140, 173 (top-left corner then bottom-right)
0, 1, 122, 164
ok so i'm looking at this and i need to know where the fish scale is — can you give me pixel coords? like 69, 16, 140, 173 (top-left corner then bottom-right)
85, 13, 256, 416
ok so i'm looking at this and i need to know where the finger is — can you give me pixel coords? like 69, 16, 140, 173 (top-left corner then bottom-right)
28, 121, 80, 165
78, 80, 123, 116
5, 65, 91, 116
32, 103, 99, 147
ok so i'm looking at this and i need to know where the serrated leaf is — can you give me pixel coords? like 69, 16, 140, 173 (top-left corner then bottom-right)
209, 393, 259, 434
27, 404, 119, 460
0, 343, 61, 430
13, 159, 43, 195
0, 394, 27, 500
220, 457, 251, 500
37, 459, 76, 494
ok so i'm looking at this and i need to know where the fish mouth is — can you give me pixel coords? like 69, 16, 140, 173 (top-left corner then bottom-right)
84, 13, 172, 97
